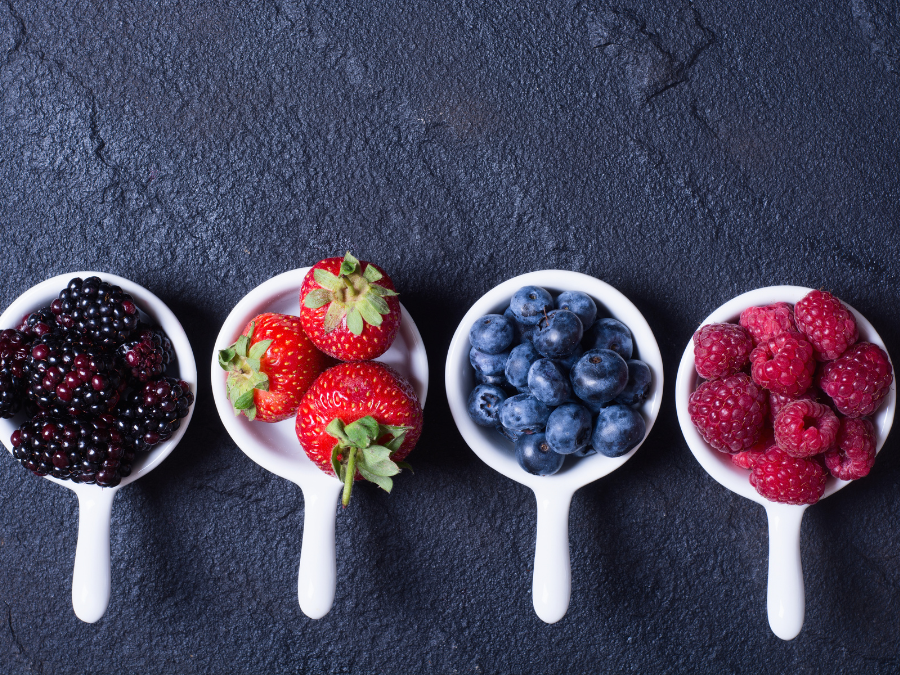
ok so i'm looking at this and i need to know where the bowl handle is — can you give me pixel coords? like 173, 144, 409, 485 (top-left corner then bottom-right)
72, 486, 118, 623
298, 480, 342, 619
764, 502, 807, 640
531, 487, 573, 624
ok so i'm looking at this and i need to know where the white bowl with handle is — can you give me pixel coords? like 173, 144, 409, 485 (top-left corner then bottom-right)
0, 271, 197, 623
445, 270, 663, 623
675, 285, 895, 640
211, 267, 428, 620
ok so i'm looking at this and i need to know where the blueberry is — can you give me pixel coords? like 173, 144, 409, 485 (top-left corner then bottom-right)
467, 385, 507, 427
570, 348, 628, 406
545, 403, 593, 455
503, 306, 523, 342
614, 359, 652, 407
516, 432, 564, 476
591, 405, 646, 457
553, 344, 584, 373
527, 358, 572, 406
506, 342, 541, 390
556, 291, 597, 330
583, 318, 633, 360
497, 426, 522, 443
476, 371, 509, 387
499, 394, 551, 434
469, 314, 515, 354
470, 347, 510, 376
510, 286, 553, 326
532, 310, 584, 358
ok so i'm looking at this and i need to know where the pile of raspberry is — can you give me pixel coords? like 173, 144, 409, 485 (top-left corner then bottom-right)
688, 291, 893, 505
1, 277, 194, 488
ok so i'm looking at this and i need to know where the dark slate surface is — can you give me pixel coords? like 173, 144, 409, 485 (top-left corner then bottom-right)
1, 0, 899, 672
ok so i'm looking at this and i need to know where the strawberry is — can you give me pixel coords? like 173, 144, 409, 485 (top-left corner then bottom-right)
296, 361, 423, 506
219, 313, 331, 422
300, 252, 401, 361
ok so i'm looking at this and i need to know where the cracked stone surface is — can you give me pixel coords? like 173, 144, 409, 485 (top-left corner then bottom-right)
1, 0, 899, 673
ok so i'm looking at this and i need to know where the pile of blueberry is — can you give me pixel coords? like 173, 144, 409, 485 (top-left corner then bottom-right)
466, 285, 652, 476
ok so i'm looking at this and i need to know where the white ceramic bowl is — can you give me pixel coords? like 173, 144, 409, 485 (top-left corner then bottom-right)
445, 270, 663, 623
211, 267, 428, 620
0, 271, 197, 623
675, 285, 895, 640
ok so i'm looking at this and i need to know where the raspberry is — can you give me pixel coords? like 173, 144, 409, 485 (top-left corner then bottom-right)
749, 331, 815, 397
688, 373, 768, 453
749, 448, 828, 505
731, 427, 776, 469
824, 417, 876, 480
794, 290, 858, 361
818, 342, 893, 418
739, 303, 796, 345
693, 323, 753, 380
773, 399, 839, 457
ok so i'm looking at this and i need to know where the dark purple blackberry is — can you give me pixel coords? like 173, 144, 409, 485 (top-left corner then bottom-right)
10, 413, 135, 486
18, 306, 58, 337
23, 334, 126, 417
51, 276, 140, 344
117, 325, 175, 383
116, 377, 193, 451
0, 329, 33, 418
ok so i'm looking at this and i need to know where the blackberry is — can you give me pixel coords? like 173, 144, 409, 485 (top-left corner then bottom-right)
51, 276, 140, 344
23, 333, 126, 417
18, 306, 58, 337
117, 324, 175, 383
116, 377, 193, 451
0, 329, 33, 418
10, 413, 135, 487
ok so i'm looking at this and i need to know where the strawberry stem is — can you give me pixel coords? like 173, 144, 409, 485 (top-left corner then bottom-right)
342, 447, 358, 507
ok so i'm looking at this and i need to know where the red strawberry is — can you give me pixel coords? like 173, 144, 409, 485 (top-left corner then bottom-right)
296, 361, 423, 506
219, 313, 332, 422
300, 252, 401, 361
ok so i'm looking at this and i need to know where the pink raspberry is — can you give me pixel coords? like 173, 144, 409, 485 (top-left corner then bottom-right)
688, 373, 768, 453
794, 290, 858, 361
731, 427, 776, 470
739, 302, 796, 345
768, 386, 829, 422
750, 331, 815, 397
693, 323, 753, 380
773, 399, 840, 457
818, 342, 893, 418
823, 417, 877, 480
749, 447, 828, 505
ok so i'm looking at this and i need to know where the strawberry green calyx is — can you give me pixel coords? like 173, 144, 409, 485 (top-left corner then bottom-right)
303, 252, 399, 336
218, 321, 273, 421
326, 415, 412, 506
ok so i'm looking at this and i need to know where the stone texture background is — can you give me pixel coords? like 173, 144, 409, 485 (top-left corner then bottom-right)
1, 0, 899, 673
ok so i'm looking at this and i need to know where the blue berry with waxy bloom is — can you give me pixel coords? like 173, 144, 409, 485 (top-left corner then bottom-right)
615, 359, 652, 407
516, 432, 565, 476
556, 291, 597, 330
467, 384, 507, 427
546, 403, 593, 455
469, 314, 515, 354
510, 286, 554, 326
592, 404, 646, 457
583, 318, 633, 360
533, 310, 584, 359
499, 393, 551, 434
528, 358, 572, 407
553, 344, 584, 373
469, 346, 510, 376
504, 306, 523, 342
570, 348, 629, 406
475, 370, 509, 387
506, 342, 541, 390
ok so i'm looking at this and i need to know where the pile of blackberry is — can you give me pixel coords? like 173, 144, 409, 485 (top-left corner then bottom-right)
4, 276, 193, 487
